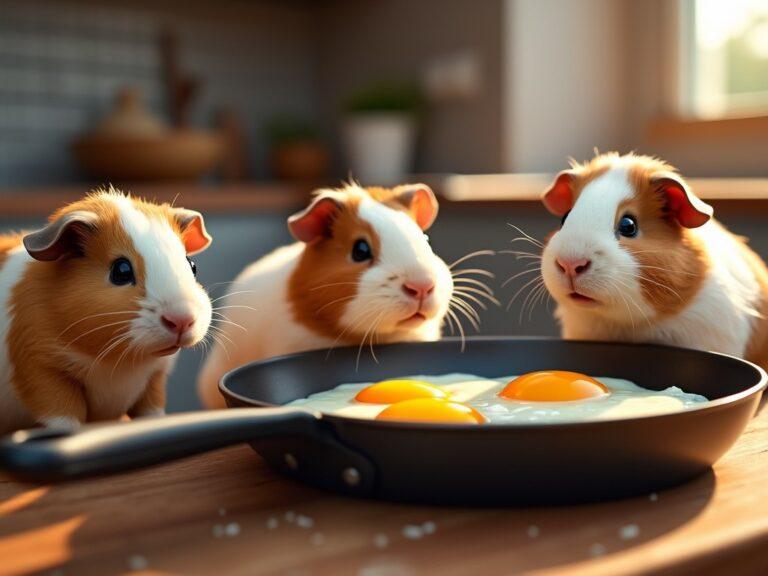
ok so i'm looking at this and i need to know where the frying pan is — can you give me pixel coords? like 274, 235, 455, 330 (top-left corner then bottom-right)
0, 338, 765, 506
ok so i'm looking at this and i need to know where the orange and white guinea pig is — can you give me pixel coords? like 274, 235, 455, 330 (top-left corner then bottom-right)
540, 152, 768, 366
198, 183, 454, 409
0, 189, 213, 434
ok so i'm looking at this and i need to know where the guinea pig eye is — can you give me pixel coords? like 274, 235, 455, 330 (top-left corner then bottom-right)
109, 257, 135, 286
560, 211, 570, 226
617, 215, 638, 238
351, 239, 373, 262
187, 257, 197, 277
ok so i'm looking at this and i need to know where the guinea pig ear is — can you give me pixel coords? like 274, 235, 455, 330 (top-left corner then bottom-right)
172, 208, 212, 255
652, 171, 713, 229
393, 184, 439, 230
23, 210, 99, 261
287, 193, 344, 242
541, 170, 577, 217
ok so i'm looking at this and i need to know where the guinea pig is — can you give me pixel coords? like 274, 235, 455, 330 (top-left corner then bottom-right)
537, 152, 768, 366
0, 188, 213, 434
198, 182, 490, 410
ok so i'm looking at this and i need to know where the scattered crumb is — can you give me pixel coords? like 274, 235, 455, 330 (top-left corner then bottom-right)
649, 492, 659, 502
358, 560, 413, 576
619, 524, 640, 540
218, 507, 227, 516
285, 511, 296, 523
296, 514, 315, 529
310, 532, 325, 546
589, 543, 606, 557
127, 555, 148, 571
267, 517, 279, 530
526, 525, 540, 539
402, 525, 424, 540
225, 522, 241, 537
421, 521, 436, 535
213, 524, 225, 538
373, 533, 390, 549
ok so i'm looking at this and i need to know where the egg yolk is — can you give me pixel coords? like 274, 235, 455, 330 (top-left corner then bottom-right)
355, 379, 448, 404
500, 371, 609, 402
376, 399, 487, 424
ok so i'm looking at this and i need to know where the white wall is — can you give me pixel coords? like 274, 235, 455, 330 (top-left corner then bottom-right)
503, 0, 630, 172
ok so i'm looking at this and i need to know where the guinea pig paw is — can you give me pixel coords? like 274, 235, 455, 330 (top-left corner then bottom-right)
40, 416, 82, 430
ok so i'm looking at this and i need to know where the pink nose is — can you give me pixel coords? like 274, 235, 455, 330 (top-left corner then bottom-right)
161, 314, 196, 335
556, 257, 591, 278
402, 280, 435, 300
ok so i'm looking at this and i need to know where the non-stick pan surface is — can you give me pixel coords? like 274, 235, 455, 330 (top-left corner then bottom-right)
1, 338, 765, 506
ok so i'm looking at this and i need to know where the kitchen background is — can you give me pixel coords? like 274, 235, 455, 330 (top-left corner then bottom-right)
2, 0, 767, 410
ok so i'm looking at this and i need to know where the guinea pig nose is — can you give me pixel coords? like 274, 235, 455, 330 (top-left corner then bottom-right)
402, 280, 435, 300
161, 314, 196, 335
556, 257, 591, 278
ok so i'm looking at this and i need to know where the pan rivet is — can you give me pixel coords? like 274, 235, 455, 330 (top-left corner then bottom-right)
284, 453, 298, 470
342, 467, 361, 487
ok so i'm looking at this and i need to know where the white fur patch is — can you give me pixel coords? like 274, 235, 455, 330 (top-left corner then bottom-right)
0, 246, 36, 432
111, 195, 195, 309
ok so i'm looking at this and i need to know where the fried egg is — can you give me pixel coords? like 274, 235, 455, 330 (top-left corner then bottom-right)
286, 372, 709, 424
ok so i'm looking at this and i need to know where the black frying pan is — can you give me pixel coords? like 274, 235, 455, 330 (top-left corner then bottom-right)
0, 338, 765, 505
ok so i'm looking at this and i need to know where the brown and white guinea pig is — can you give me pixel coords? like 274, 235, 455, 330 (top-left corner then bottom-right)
538, 152, 768, 366
0, 189, 213, 434
198, 183, 456, 409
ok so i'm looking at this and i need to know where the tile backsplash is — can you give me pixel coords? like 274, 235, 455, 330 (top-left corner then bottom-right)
0, 1, 163, 187
0, 0, 315, 188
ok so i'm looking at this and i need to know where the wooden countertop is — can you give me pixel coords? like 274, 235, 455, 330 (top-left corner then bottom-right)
2, 405, 768, 576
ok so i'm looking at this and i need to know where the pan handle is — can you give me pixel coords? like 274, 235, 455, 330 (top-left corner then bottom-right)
0, 408, 322, 482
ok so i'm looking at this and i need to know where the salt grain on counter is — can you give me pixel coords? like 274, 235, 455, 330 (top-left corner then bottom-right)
589, 543, 606, 557
225, 522, 241, 537
649, 492, 658, 502
373, 533, 389, 549
127, 555, 148, 571
421, 521, 436, 535
267, 517, 279, 530
296, 515, 315, 529
311, 533, 325, 546
619, 524, 639, 540
526, 525, 540, 538
402, 525, 424, 539
285, 511, 296, 523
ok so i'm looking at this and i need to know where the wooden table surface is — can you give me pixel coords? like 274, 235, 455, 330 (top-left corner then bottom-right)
2, 405, 768, 576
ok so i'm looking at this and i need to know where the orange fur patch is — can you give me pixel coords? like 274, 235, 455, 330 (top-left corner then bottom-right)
288, 194, 381, 342
619, 161, 708, 317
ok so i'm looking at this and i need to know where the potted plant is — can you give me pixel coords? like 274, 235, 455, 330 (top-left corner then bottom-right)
266, 117, 329, 183
342, 82, 423, 184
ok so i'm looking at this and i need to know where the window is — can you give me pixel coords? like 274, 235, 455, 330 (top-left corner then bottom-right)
683, 0, 768, 118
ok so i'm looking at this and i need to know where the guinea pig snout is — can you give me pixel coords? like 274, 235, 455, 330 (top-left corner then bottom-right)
161, 312, 196, 336
555, 256, 591, 280
402, 278, 435, 300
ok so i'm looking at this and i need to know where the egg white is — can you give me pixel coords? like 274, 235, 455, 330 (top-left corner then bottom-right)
286, 373, 709, 424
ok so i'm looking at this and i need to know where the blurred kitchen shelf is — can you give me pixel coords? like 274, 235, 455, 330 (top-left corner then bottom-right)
0, 182, 318, 217
442, 174, 768, 202
3, 176, 768, 219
